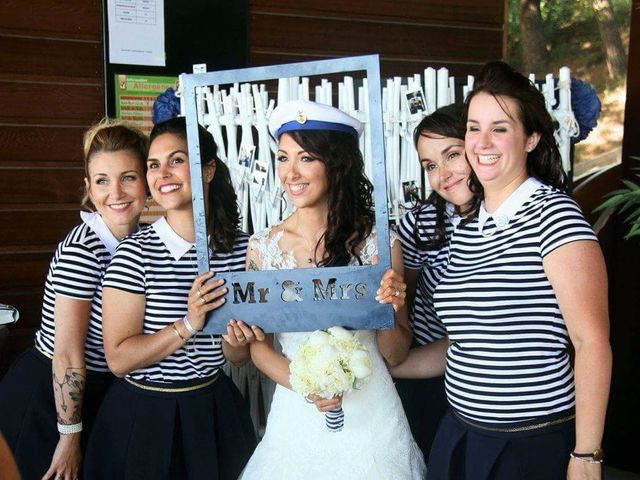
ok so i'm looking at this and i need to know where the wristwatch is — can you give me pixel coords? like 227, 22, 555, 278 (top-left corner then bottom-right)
570, 448, 604, 463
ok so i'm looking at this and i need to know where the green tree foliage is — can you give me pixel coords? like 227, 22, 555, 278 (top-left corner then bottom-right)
508, 0, 630, 79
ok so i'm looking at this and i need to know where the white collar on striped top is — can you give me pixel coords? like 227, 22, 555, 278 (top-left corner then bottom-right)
80, 211, 119, 255
152, 216, 194, 261
477, 177, 543, 237
445, 202, 462, 227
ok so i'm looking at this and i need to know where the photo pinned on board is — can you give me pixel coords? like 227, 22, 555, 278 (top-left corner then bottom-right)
405, 88, 427, 115
238, 144, 256, 184
252, 157, 269, 198
402, 180, 419, 203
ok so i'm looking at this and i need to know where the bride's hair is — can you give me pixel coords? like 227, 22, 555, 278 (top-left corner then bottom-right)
287, 129, 374, 267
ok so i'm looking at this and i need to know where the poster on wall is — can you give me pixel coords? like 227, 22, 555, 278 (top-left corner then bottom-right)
107, 0, 166, 66
114, 73, 177, 133
102, 0, 248, 118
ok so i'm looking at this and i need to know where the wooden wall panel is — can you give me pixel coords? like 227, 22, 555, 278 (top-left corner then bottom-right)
0, 209, 80, 247
0, 252, 52, 290
0, 82, 103, 125
251, 0, 505, 28
250, 52, 487, 79
249, 0, 505, 79
251, 15, 502, 62
0, 0, 102, 371
0, 37, 101, 83
0, 126, 84, 166
1, 169, 84, 204
0, 0, 100, 40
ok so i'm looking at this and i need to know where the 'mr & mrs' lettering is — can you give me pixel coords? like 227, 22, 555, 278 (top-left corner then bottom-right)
232, 278, 367, 304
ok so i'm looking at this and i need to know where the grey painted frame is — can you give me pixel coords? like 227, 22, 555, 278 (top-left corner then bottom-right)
181, 54, 393, 334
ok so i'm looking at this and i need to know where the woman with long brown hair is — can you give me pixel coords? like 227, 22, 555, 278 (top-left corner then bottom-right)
240, 100, 426, 479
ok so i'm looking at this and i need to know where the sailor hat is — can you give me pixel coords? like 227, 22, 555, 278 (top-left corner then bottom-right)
268, 100, 363, 140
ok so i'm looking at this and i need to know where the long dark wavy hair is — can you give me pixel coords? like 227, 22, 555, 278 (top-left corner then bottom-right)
285, 129, 374, 267
463, 61, 568, 197
149, 117, 241, 253
411, 104, 478, 249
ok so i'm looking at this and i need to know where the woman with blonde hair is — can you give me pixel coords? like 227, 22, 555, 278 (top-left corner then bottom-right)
85, 117, 256, 479
0, 120, 149, 480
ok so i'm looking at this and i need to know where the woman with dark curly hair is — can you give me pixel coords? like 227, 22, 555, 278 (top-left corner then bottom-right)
84, 117, 257, 479
240, 100, 426, 479
425, 61, 611, 480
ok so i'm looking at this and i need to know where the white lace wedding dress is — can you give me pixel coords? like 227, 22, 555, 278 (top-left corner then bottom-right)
240, 226, 426, 480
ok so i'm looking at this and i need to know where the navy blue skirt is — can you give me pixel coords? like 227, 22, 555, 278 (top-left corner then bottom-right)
427, 409, 575, 480
84, 371, 256, 480
395, 375, 447, 462
0, 346, 114, 480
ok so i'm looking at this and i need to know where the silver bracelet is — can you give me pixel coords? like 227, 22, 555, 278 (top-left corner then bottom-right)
57, 421, 82, 435
182, 315, 198, 336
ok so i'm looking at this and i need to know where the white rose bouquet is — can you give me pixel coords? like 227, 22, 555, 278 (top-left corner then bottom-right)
289, 326, 373, 432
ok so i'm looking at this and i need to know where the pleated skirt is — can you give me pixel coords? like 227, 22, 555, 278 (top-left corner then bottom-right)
0, 346, 113, 480
427, 408, 575, 480
395, 374, 448, 463
84, 370, 256, 480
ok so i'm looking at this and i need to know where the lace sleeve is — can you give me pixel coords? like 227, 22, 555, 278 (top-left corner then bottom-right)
355, 227, 399, 266
247, 226, 296, 271
390, 228, 399, 249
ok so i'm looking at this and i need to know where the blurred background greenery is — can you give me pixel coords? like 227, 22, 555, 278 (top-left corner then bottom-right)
506, 0, 630, 179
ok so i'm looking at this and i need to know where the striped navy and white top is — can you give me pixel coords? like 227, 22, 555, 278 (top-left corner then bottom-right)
35, 211, 120, 372
102, 217, 248, 383
434, 178, 598, 424
397, 202, 459, 345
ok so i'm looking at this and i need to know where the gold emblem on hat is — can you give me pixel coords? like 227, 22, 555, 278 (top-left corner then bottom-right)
296, 110, 307, 124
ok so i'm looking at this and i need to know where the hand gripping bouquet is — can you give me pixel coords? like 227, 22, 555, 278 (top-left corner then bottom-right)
289, 326, 373, 432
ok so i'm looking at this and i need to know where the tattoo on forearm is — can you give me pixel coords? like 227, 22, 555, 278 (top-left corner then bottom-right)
249, 259, 260, 271
53, 368, 86, 424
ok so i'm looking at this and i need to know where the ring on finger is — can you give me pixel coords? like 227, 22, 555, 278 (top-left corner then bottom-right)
237, 334, 245, 341
197, 288, 202, 297
200, 296, 206, 305
394, 289, 401, 297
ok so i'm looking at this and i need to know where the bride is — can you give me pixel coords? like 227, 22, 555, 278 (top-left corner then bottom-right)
240, 100, 426, 479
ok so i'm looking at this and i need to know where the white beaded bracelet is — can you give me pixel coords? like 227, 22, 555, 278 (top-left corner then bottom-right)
182, 315, 198, 336
57, 422, 82, 435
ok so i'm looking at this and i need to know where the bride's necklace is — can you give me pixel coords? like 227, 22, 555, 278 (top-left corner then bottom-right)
293, 212, 325, 267
301, 235, 319, 266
